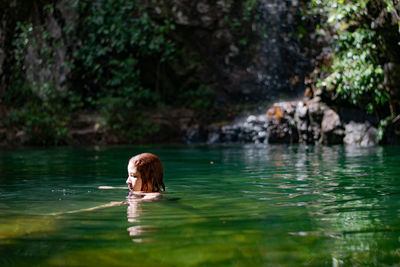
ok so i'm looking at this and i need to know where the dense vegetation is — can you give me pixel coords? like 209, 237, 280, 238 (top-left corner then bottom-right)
310, 0, 400, 138
2, 0, 256, 145
74, 0, 178, 140
3, 0, 181, 144
0, 0, 399, 145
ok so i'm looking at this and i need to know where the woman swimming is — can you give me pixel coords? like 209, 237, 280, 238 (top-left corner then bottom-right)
52, 153, 165, 215
126, 153, 165, 197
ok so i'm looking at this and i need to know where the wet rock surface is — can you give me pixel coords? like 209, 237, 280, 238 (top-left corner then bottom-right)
139, 0, 310, 102
185, 114, 268, 144
343, 121, 378, 147
185, 98, 369, 145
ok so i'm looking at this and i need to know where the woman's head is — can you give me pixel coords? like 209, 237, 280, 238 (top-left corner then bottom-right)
126, 153, 165, 193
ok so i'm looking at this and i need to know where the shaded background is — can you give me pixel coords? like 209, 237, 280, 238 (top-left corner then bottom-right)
0, 0, 399, 146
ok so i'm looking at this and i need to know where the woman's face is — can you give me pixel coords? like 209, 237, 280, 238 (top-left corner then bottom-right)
126, 163, 142, 192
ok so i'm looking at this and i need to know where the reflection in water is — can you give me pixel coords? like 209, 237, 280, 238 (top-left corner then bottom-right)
126, 196, 144, 243
218, 145, 398, 264
126, 194, 159, 243
239, 145, 398, 264
1, 145, 400, 265
126, 197, 141, 223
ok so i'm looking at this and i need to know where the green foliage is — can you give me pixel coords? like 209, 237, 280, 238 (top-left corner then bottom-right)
318, 28, 388, 113
6, 22, 33, 107
97, 94, 158, 142
4, 0, 180, 144
313, 0, 393, 114
182, 84, 214, 110
297, 25, 308, 40
377, 115, 392, 141
72, 0, 177, 139
4, 20, 71, 145
227, 0, 260, 48
243, 0, 259, 21
74, 0, 175, 104
6, 105, 70, 146
102, 108, 159, 142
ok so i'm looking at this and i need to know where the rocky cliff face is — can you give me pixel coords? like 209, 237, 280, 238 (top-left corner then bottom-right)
1, 0, 310, 103
185, 98, 382, 147
1, 0, 398, 146
139, 0, 310, 103
1, 0, 316, 146
0, 0, 75, 101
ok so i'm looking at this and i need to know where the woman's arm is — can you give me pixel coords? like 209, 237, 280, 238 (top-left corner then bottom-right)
98, 186, 127, 190
50, 201, 126, 216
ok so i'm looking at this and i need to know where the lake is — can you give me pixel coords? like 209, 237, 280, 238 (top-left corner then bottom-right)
1, 144, 400, 266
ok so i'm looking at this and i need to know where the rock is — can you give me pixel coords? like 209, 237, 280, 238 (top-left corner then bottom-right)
246, 115, 257, 123
184, 98, 358, 146
184, 125, 202, 143
207, 129, 221, 144
308, 98, 327, 120
267, 123, 299, 143
344, 122, 367, 145
184, 112, 269, 144
321, 109, 341, 132
360, 126, 378, 147
15, 130, 30, 145
220, 125, 238, 142
306, 99, 329, 142
266, 101, 299, 144
320, 108, 344, 144
344, 121, 378, 146
266, 101, 296, 122
142, 0, 309, 102
295, 101, 308, 118
294, 101, 311, 143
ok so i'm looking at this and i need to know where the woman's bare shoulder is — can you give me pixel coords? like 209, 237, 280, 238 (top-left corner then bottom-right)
129, 192, 162, 200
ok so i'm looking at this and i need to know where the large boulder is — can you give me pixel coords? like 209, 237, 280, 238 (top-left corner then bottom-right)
320, 108, 344, 144
344, 121, 378, 146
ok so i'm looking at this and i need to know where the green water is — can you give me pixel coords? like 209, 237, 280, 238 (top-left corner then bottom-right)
1, 145, 400, 266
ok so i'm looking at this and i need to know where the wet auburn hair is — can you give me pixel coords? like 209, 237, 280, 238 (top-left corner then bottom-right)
129, 153, 165, 192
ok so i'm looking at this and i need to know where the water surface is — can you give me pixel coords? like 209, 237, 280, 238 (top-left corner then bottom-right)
1, 145, 400, 266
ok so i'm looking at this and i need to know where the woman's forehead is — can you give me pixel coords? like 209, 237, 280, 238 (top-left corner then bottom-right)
127, 163, 138, 173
